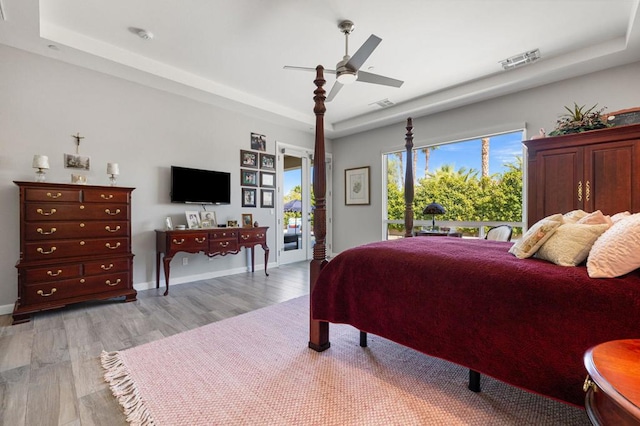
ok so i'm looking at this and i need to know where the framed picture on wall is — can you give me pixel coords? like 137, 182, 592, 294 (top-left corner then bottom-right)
261, 189, 274, 208
241, 169, 258, 187
240, 150, 258, 168
345, 166, 370, 205
260, 171, 275, 188
260, 153, 275, 170
242, 188, 257, 207
250, 132, 266, 151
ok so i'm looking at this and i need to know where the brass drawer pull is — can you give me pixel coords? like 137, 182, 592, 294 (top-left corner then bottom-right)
46, 192, 62, 199
47, 269, 62, 277
101, 263, 114, 270
219, 241, 229, 247
80, 241, 85, 246
241, 235, 250, 240
585, 180, 590, 202
37, 247, 57, 255
195, 237, 206, 243
36, 208, 57, 216
105, 225, 121, 233
105, 208, 121, 216
80, 278, 85, 284
106, 242, 121, 250
172, 238, 185, 245
36, 227, 57, 235
257, 234, 265, 238
583, 375, 597, 392
101, 194, 114, 200
106, 279, 121, 286
577, 181, 582, 202
37, 288, 57, 297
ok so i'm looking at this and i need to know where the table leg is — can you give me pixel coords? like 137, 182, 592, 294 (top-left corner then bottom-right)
263, 244, 269, 276
162, 255, 172, 296
156, 252, 161, 289
250, 246, 255, 272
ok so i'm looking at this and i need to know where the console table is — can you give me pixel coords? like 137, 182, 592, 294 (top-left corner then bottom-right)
155, 226, 269, 296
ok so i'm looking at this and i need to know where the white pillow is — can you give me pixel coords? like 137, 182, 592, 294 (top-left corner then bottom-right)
536, 223, 609, 266
587, 213, 640, 278
563, 209, 588, 224
509, 214, 563, 259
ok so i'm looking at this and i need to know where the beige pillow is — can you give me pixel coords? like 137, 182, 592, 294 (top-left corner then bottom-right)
577, 210, 613, 227
563, 209, 588, 224
509, 214, 563, 259
587, 213, 640, 278
536, 223, 609, 266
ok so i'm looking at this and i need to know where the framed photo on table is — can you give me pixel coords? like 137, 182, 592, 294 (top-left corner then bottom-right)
345, 166, 370, 205
200, 211, 217, 228
185, 211, 201, 229
242, 213, 253, 228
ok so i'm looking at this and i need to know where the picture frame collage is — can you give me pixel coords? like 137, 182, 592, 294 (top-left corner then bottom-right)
240, 132, 275, 210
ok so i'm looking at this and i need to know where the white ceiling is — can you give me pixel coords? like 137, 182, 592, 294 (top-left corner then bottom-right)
1, 0, 639, 138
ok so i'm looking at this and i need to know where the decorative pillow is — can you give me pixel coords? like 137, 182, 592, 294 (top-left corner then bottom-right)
509, 214, 563, 259
611, 211, 631, 224
536, 223, 609, 266
587, 213, 640, 278
577, 210, 613, 227
563, 209, 588, 224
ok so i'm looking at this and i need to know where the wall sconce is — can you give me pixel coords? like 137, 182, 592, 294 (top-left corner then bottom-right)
32, 155, 50, 182
107, 162, 119, 186
423, 202, 446, 230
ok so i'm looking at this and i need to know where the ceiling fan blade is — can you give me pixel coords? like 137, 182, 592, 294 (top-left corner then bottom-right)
283, 66, 337, 74
345, 34, 382, 71
326, 81, 344, 102
356, 70, 404, 88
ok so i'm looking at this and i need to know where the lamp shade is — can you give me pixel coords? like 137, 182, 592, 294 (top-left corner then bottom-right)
107, 163, 120, 175
423, 202, 446, 215
32, 155, 50, 169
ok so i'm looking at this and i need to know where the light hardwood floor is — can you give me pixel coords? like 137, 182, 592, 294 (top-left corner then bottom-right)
0, 262, 310, 426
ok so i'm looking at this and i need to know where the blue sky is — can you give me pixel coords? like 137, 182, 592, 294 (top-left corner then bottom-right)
283, 130, 524, 195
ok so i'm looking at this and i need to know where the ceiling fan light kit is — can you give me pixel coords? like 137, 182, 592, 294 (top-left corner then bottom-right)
284, 19, 404, 101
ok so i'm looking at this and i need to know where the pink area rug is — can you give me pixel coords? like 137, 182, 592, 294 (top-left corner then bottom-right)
102, 296, 589, 425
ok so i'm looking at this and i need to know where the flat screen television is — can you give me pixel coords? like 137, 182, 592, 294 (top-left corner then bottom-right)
170, 166, 231, 204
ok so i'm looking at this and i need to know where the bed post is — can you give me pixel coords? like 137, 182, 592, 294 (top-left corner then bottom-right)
309, 65, 330, 352
404, 118, 415, 237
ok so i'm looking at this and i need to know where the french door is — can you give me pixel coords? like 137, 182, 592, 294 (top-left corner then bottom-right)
277, 143, 331, 264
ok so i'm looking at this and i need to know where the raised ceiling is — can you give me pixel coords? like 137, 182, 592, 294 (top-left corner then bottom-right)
1, 0, 639, 138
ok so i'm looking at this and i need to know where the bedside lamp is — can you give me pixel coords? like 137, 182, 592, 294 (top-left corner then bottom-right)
423, 202, 446, 230
32, 155, 50, 182
107, 163, 119, 186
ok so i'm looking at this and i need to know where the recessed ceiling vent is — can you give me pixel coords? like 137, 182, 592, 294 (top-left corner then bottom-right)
500, 49, 541, 70
369, 98, 395, 109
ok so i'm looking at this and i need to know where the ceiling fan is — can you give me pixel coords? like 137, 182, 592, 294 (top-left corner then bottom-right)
284, 20, 404, 102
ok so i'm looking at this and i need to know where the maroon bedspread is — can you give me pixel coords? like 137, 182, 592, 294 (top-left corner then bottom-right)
311, 237, 640, 406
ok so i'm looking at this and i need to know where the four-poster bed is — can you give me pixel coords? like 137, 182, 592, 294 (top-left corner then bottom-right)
307, 66, 640, 407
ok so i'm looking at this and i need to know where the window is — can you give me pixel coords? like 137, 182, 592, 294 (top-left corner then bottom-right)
384, 130, 524, 239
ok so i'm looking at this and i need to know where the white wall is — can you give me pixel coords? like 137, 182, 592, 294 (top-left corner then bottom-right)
0, 44, 328, 312
330, 61, 640, 253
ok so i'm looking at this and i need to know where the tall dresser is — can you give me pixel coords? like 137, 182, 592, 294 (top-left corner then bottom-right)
13, 181, 137, 324
524, 123, 640, 228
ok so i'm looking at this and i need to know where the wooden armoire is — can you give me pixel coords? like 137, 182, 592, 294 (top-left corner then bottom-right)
524, 123, 640, 228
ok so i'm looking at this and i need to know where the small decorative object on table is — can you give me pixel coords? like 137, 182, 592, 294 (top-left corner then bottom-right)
165, 217, 173, 230
32, 155, 49, 182
423, 202, 446, 230
548, 103, 611, 136
107, 162, 119, 186
253, 221, 259, 227
71, 173, 87, 184
242, 213, 253, 228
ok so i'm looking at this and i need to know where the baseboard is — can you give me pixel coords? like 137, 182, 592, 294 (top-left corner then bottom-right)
0, 262, 279, 317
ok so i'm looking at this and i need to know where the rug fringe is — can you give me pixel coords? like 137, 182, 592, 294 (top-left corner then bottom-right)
101, 350, 156, 426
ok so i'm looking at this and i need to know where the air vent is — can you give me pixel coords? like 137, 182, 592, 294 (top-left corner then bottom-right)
369, 98, 395, 109
500, 49, 541, 70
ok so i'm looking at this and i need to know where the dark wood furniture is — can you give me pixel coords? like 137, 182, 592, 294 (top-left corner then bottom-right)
155, 227, 269, 296
13, 181, 136, 324
524, 124, 640, 228
584, 339, 640, 425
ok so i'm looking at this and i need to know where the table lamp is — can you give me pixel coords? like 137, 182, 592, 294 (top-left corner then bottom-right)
107, 162, 119, 186
423, 202, 446, 230
32, 155, 50, 182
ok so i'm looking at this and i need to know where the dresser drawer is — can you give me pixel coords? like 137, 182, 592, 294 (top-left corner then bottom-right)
82, 189, 130, 203
209, 238, 239, 254
25, 221, 129, 240
23, 264, 83, 283
210, 230, 238, 239
167, 233, 209, 252
84, 258, 130, 276
239, 229, 267, 244
25, 203, 129, 221
22, 271, 130, 305
24, 237, 129, 261
25, 188, 81, 202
